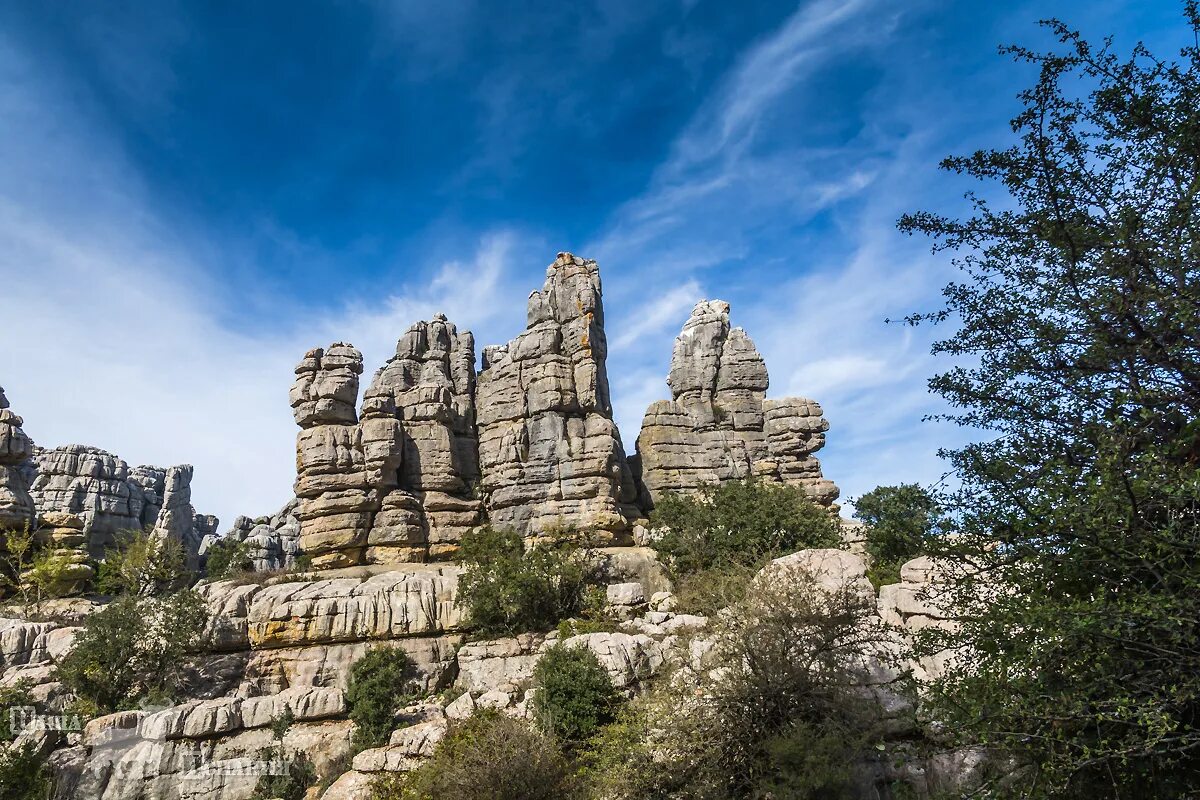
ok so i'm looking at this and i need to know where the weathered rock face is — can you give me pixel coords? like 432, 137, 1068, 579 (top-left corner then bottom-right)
0, 387, 35, 531
25, 446, 211, 566
636, 300, 839, 508
363, 315, 483, 563
291, 343, 400, 570
476, 253, 640, 541
204, 502, 301, 574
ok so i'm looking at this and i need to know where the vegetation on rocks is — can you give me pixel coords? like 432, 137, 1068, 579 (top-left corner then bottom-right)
55, 529, 208, 715
853, 483, 941, 586
456, 526, 596, 636
530, 643, 621, 746
0, 742, 51, 800
347, 648, 421, 749
375, 710, 579, 800
650, 479, 840, 613
0, 524, 78, 617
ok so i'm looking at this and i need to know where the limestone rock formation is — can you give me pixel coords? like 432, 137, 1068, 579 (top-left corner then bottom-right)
26, 446, 211, 566
0, 387, 35, 531
476, 253, 640, 541
291, 343, 400, 569
636, 300, 839, 508
204, 501, 302, 573
363, 315, 483, 562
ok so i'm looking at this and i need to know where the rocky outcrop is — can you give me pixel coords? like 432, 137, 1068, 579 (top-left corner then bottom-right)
25, 446, 212, 566
204, 502, 302, 574
0, 387, 35, 531
635, 300, 839, 508
291, 343, 402, 570
363, 315, 483, 563
476, 253, 641, 541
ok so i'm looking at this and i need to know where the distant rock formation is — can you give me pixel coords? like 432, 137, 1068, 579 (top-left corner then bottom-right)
0, 386, 212, 585
203, 500, 300, 573
0, 387, 35, 531
476, 253, 640, 542
635, 300, 839, 508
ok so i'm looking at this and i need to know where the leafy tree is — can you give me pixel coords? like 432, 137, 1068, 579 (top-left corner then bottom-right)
650, 479, 840, 576
853, 484, 940, 586
900, 5, 1200, 795
375, 710, 579, 800
203, 537, 252, 580
346, 648, 419, 749
97, 528, 192, 596
531, 643, 621, 745
56, 590, 208, 715
456, 527, 594, 636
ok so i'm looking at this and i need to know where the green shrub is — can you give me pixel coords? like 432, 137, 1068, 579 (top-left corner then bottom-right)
251, 709, 316, 800
531, 643, 621, 745
650, 479, 839, 576
852, 484, 940, 587
606, 566, 893, 799
0, 742, 51, 800
55, 590, 208, 715
456, 527, 593, 636
671, 562, 758, 616
346, 647, 420, 749
97, 528, 193, 597
376, 710, 579, 800
1, 524, 80, 617
0, 681, 34, 740
203, 537, 253, 580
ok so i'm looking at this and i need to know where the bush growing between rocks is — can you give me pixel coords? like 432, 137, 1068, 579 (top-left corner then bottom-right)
853, 484, 940, 587
374, 710, 579, 800
251, 708, 317, 800
55, 531, 209, 715
0, 742, 51, 800
203, 537, 253, 581
347, 647, 420, 749
97, 528, 193, 596
456, 526, 595, 636
599, 566, 895, 799
0, 524, 79, 617
650, 479, 840, 576
531, 643, 621, 746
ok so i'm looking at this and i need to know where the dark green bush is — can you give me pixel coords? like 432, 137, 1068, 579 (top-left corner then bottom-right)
203, 537, 253, 580
852, 484, 940, 586
649, 479, 840, 576
55, 590, 208, 715
376, 710, 579, 800
531, 643, 621, 745
347, 647, 420, 749
0, 742, 51, 800
456, 527, 593, 636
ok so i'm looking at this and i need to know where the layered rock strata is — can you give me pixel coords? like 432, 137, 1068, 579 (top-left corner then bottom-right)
290, 343, 402, 570
363, 316, 483, 563
203, 502, 302, 574
476, 253, 641, 541
0, 387, 35, 531
635, 300, 839, 508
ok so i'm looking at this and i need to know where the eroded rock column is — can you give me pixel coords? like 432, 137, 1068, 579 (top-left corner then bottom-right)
364, 315, 483, 562
636, 300, 839, 508
0, 387, 35, 531
477, 253, 640, 541
291, 343, 402, 569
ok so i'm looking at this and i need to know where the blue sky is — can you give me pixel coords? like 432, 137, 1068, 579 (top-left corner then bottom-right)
0, 0, 1189, 528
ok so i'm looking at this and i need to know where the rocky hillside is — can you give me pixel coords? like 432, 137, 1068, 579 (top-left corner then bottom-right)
0, 253, 975, 799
